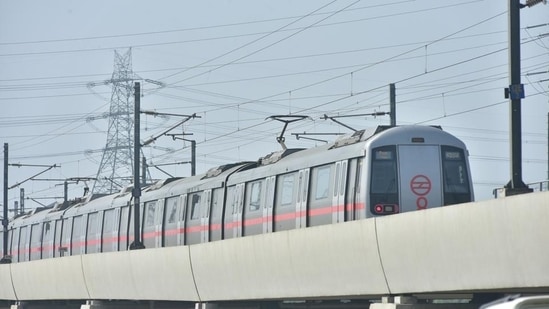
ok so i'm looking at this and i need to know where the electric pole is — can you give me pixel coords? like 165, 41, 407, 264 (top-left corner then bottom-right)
130, 82, 145, 250
502, 0, 544, 195
1, 143, 9, 263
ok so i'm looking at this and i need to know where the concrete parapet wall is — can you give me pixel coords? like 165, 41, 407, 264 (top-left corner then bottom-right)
0, 191, 547, 302
378, 191, 549, 294
191, 218, 388, 301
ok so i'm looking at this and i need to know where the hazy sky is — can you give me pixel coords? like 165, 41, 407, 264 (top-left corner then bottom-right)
1, 0, 548, 211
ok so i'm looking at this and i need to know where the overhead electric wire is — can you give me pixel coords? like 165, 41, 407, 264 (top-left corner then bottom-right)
162, 0, 360, 84
0, 1, 479, 58
163, 9, 545, 160
0, 29, 508, 86
0, 1, 415, 46
0, 34, 509, 94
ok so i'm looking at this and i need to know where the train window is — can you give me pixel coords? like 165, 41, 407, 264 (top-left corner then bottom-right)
145, 201, 156, 227
103, 209, 115, 234
441, 146, 471, 204
88, 213, 98, 235
314, 165, 332, 200
211, 189, 223, 218
189, 192, 202, 220
43, 221, 53, 258
30, 223, 41, 243
371, 147, 398, 194
370, 146, 399, 215
73, 216, 83, 236
247, 180, 263, 211
43, 221, 52, 240
278, 173, 296, 206
165, 197, 179, 224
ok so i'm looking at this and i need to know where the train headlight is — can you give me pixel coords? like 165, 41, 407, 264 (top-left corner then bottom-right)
374, 204, 399, 214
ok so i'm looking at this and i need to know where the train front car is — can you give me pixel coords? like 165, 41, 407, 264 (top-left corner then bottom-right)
365, 125, 473, 216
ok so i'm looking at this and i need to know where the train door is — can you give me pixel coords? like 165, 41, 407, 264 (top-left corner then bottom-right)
60, 217, 72, 256
201, 189, 212, 243
332, 161, 347, 223
102, 209, 118, 252
42, 221, 55, 258
143, 200, 163, 248
19, 226, 29, 262
128, 202, 145, 248
262, 176, 276, 233
296, 169, 309, 228
10, 228, 19, 262
54, 219, 62, 257
243, 180, 264, 236
155, 200, 165, 247
186, 192, 203, 245
398, 145, 442, 212
223, 186, 236, 239
231, 184, 244, 238
209, 188, 224, 241
86, 212, 101, 254
19, 226, 28, 261
29, 223, 42, 261
346, 159, 360, 221
179, 194, 187, 245
163, 196, 181, 247
74, 215, 85, 255
142, 201, 154, 248
119, 205, 130, 251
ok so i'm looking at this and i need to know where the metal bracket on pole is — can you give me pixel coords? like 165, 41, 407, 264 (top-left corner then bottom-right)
267, 115, 311, 150
166, 133, 196, 176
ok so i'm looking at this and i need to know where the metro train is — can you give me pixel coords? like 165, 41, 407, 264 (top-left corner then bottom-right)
0, 125, 474, 263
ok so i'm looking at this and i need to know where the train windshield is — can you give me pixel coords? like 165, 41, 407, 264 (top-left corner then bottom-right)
370, 146, 399, 215
441, 146, 471, 205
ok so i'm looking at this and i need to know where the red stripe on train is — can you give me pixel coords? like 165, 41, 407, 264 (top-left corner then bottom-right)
13, 202, 365, 259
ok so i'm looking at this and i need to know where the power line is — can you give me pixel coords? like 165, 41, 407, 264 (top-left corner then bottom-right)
0, 1, 414, 46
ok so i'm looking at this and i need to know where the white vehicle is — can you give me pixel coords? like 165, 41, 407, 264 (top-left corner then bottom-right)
481, 295, 549, 309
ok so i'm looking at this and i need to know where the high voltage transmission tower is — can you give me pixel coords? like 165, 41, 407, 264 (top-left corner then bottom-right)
88, 49, 153, 194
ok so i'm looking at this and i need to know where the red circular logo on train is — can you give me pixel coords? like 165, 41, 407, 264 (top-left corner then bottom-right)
410, 175, 431, 210
410, 175, 431, 196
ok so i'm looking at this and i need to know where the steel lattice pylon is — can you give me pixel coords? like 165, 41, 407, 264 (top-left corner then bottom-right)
92, 49, 148, 194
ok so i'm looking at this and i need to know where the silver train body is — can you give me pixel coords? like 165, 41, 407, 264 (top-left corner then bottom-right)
1, 125, 474, 262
